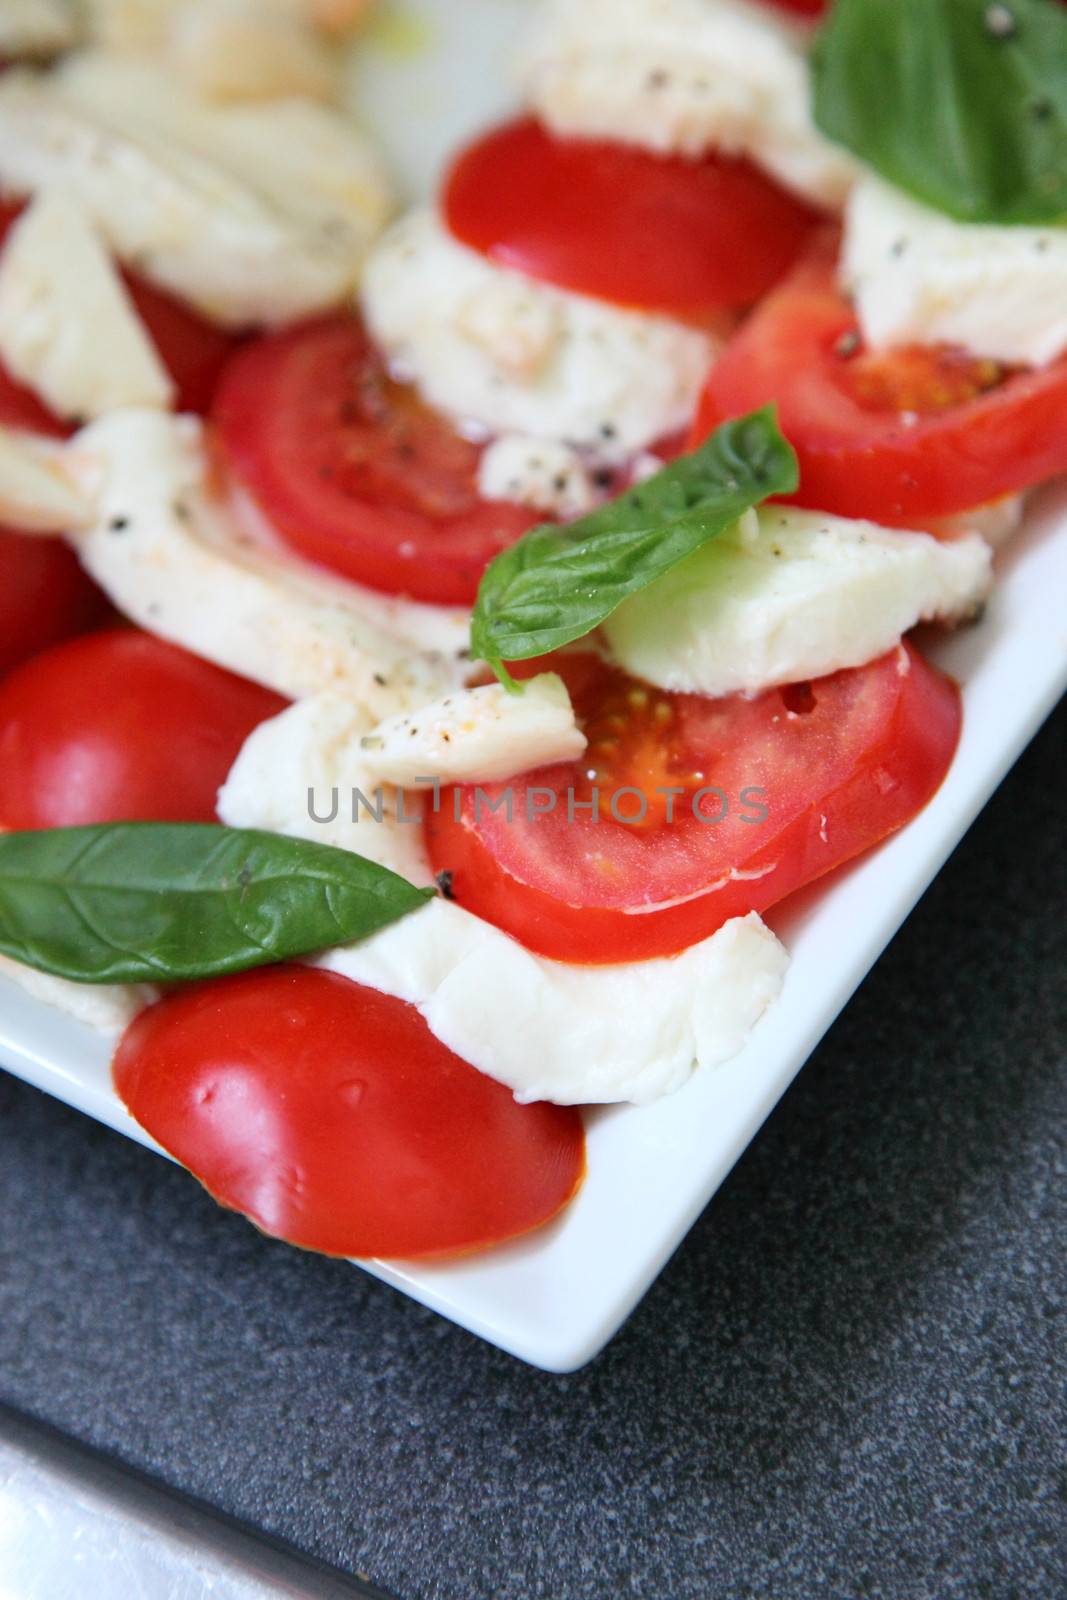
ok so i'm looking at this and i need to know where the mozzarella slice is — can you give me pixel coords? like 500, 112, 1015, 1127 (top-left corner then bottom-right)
602, 507, 993, 698
0, 55, 393, 328
0, 425, 92, 532
842, 175, 1067, 369
81, 0, 371, 52
361, 209, 715, 459
520, 0, 858, 210
166, 4, 340, 104
67, 410, 466, 715
317, 900, 788, 1105
77, 0, 168, 50
359, 675, 587, 787
0, 191, 174, 422
0, 0, 76, 57
59, 56, 389, 246
0, 954, 154, 1039
478, 433, 598, 518
217, 691, 435, 887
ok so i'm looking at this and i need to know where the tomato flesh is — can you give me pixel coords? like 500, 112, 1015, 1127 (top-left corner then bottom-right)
0, 364, 68, 437
114, 966, 586, 1259
0, 529, 108, 676
123, 274, 239, 417
694, 238, 1067, 522
212, 316, 541, 605
0, 200, 237, 426
427, 646, 961, 964
0, 627, 286, 828
443, 116, 820, 317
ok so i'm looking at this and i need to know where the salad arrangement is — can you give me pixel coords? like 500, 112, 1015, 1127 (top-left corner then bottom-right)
0, 0, 1063, 1266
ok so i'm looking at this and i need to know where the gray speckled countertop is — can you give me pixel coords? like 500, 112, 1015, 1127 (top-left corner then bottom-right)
1, 706, 1064, 1600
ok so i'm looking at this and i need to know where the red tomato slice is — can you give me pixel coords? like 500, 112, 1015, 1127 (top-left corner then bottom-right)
0, 627, 286, 828
694, 237, 1067, 522
426, 645, 961, 964
0, 201, 237, 426
443, 117, 820, 317
0, 364, 68, 437
769, 0, 827, 15
123, 275, 239, 417
114, 966, 586, 1259
212, 315, 541, 605
0, 529, 108, 675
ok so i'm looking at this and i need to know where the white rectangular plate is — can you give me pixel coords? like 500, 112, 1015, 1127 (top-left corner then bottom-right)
1, 1, 1066, 1369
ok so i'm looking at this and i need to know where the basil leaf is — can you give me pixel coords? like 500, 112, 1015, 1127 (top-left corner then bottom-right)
471, 408, 798, 684
814, 0, 1067, 225
0, 824, 433, 984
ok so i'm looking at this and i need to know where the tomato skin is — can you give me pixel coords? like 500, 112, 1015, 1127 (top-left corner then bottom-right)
427, 645, 961, 964
113, 966, 586, 1259
0, 530, 107, 676
694, 239, 1067, 522
0, 200, 237, 425
123, 275, 239, 417
0, 627, 286, 828
443, 117, 819, 317
212, 316, 540, 605
0, 364, 68, 437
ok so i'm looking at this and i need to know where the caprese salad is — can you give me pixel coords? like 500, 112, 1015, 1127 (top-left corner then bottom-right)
0, 0, 1063, 1264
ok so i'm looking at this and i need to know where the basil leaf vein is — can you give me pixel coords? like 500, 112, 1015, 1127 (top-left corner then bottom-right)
814, 0, 1067, 225
0, 824, 433, 984
471, 408, 798, 684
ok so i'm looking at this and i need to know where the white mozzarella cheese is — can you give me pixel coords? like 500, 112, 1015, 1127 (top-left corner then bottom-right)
59, 58, 389, 248
520, 0, 858, 209
318, 901, 788, 1105
166, 4, 340, 104
602, 507, 993, 697
359, 675, 587, 787
77, 0, 168, 50
0, 954, 154, 1039
217, 691, 435, 887
81, 0, 370, 54
0, 425, 92, 532
478, 433, 598, 518
0, 190, 174, 422
842, 175, 1067, 368
0, 55, 393, 328
361, 209, 715, 459
67, 410, 467, 715
0, 0, 76, 57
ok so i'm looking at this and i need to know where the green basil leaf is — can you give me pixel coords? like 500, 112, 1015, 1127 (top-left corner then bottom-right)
0, 824, 433, 984
470, 408, 798, 684
814, 0, 1067, 225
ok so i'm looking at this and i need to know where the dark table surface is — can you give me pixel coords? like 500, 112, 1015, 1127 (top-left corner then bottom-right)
1, 706, 1064, 1600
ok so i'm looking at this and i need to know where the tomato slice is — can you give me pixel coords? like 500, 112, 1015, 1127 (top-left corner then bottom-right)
769, 0, 827, 14
694, 237, 1067, 522
0, 529, 108, 675
114, 966, 586, 1259
443, 116, 820, 318
0, 200, 237, 426
0, 364, 68, 437
0, 627, 286, 827
123, 274, 239, 417
426, 645, 961, 964
212, 315, 541, 605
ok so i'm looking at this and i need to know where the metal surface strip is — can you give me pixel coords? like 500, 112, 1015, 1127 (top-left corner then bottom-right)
0, 1404, 396, 1600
